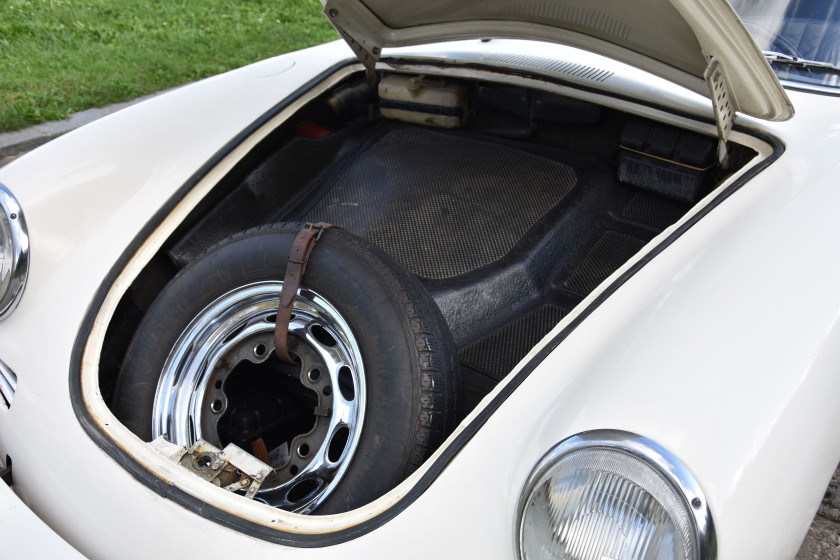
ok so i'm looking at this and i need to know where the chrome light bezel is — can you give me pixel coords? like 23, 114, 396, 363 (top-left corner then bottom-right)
517, 429, 716, 560
0, 357, 17, 408
0, 183, 29, 321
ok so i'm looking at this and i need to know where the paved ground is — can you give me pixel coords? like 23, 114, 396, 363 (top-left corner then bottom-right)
0, 90, 164, 160
797, 466, 840, 559
1, 102, 838, 558
0, 153, 22, 168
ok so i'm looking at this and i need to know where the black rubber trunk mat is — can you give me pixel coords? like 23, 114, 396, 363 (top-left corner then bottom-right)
459, 304, 568, 381
562, 231, 649, 296
294, 124, 676, 404
303, 126, 578, 279
621, 192, 692, 230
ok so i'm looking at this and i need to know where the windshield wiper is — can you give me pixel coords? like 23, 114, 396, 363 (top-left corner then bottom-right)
764, 51, 840, 74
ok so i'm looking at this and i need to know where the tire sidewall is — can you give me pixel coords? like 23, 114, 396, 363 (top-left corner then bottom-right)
113, 225, 456, 513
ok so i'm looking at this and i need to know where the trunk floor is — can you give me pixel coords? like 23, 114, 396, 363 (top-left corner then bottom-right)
303, 126, 578, 279
300, 124, 690, 409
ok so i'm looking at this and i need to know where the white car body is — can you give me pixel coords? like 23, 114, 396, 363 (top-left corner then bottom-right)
1, 2, 839, 558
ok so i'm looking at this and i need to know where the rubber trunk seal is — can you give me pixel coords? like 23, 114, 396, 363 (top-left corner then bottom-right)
69, 58, 785, 547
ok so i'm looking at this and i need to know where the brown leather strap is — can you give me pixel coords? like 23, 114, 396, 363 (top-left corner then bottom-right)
250, 437, 270, 465
274, 223, 336, 363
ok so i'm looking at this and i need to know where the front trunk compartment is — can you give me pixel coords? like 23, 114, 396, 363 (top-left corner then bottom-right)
98, 66, 758, 510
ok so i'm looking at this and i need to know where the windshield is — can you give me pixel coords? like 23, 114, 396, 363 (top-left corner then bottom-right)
729, 0, 840, 88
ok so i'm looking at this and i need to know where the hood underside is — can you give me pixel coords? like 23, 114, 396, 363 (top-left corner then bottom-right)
322, 0, 794, 121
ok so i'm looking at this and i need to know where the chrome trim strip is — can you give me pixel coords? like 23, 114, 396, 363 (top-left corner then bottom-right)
781, 79, 840, 96
0, 358, 17, 408
517, 429, 716, 560
0, 183, 30, 321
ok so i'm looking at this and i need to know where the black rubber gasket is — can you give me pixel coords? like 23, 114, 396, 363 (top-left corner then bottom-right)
69, 57, 785, 547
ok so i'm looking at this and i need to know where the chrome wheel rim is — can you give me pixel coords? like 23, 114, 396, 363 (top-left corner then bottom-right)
152, 281, 365, 513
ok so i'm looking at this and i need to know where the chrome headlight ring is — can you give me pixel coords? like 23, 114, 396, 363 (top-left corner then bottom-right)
517, 430, 716, 560
0, 183, 29, 321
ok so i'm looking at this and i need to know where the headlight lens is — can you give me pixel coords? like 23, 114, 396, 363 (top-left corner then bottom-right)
517, 430, 714, 560
0, 183, 29, 321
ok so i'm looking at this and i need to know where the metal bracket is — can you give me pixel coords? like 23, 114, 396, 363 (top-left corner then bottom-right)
151, 437, 273, 500
334, 24, 381, 76
704, 58, 735, 168
323, 2, 381, 86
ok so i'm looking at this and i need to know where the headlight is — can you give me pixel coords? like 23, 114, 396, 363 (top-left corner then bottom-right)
0, 183, 29, 321
517, 430, 715, 560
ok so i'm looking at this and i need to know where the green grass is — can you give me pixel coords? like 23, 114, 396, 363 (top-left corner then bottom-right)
0, 0, 339, 132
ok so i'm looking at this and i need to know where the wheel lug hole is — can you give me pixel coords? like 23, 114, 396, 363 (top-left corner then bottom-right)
210, 399, 224, 413
308, 368, 321, 382
323, 386, 332, 396
298, 443, 310, 458
289, 465, 299, 476
254, 343, 267, 358
193, 452, 214, 470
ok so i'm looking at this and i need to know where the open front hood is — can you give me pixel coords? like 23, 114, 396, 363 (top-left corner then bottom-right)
322, 0, 794, 122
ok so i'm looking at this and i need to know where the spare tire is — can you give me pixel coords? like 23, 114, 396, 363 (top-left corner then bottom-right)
113, 223, 461, 514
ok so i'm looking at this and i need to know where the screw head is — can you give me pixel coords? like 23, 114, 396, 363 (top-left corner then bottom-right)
329, 9, 337, 17
691, 497, 702, 508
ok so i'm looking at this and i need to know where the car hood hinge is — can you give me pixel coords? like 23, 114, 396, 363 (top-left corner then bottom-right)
324, 4, 380, 86
705, 58, 735, 168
